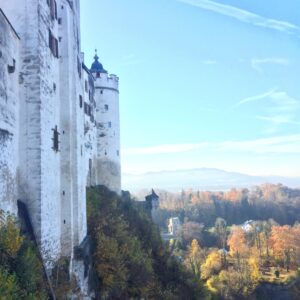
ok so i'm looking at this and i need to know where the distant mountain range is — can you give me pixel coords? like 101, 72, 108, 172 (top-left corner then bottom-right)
122, 168, 300, 192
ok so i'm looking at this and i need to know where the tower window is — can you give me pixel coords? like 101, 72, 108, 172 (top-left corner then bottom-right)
49, 30, 59, 58
117, 150, 120, 156
104, 104, 108, 111
47, 0, 57, 20
85, 80, 88, 92
96, 72, 100, 78
79, 95, 83, 108
77, 57, 81, 78
52, 125, 60, 152
100, 90, 103, 94
108, 122, 112, 128
84, 103, 91, 116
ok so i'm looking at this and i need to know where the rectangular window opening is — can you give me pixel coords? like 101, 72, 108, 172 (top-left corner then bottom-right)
52, 125, 60, 152
79, 95, 83, 108
49, 29, 59, 58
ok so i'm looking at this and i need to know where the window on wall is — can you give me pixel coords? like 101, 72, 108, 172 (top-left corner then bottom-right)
77, 57, 81, 78
79, 95, 83, 108
104, 104, 108, 111
85, 80, 88, 92
47, 0, 57, 20
96, 72, 100, 78
52, 125, 60, 152
117, 150, 120, 157
108, 122, 112, 128
84, 102, 91, 116
49, 30, 59, 58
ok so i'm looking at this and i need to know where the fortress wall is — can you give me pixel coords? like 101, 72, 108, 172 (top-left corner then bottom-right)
0, 9, 20, 216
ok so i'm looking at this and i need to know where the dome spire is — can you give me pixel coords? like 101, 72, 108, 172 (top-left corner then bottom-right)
90, 49, 108, 74
94, 49, 99, 61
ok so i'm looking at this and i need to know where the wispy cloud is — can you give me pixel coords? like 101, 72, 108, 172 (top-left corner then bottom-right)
219, 135, 300, 154
177, 0, 300, 37
123, 135, 300, 156
256, 115, 300, 126
251, 57, 289, 73
233, 88, 278, 108
233, 89, 300, 132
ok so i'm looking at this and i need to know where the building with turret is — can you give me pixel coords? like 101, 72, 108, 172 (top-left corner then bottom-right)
0, 1, 121, 297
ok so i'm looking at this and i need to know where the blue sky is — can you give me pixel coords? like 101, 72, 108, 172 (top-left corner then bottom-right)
81, 0, 300, 177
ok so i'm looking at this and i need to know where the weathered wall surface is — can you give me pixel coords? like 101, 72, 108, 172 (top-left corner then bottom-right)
1, 0, 62, 261
0, 10, 20, 215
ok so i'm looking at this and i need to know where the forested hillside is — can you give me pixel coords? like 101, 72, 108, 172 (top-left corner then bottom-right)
154, 184, 300, 229
151, 183, 300, 299
0, 214, 48, 299
87, 185, 207, 299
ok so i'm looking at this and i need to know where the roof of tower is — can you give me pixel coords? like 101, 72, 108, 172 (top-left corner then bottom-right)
90, 50, 108, 74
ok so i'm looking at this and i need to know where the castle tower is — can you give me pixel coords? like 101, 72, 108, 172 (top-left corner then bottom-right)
90, 52, 121, 194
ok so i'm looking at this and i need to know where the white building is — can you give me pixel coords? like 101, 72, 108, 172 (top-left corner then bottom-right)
168, 217, 181, 236
0, 0, 121, 297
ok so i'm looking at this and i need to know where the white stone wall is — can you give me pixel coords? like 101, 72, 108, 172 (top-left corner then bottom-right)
2, 0, 62, 262
58, 0, 76, 257
93, 73, 121, 194
82, 66, 97, 188
58, 0, 90, 257
0, 9, 20, 216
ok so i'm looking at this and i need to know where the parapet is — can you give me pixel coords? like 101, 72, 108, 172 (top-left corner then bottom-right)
94, 73, 119, 91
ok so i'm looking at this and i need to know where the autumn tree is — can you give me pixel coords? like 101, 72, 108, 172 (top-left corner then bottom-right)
215, 218, 227, 249
227, 226, 248, 271
270, 225, 295, 271
184, 239, 205, 278
201, 249, 222, 280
